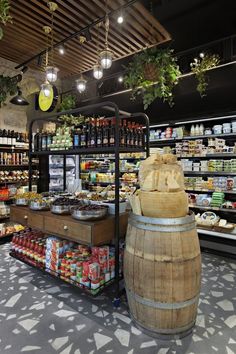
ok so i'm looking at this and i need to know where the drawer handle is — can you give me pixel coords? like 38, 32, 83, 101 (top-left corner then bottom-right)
24, 215, 28, 220
64, 225, 68, 231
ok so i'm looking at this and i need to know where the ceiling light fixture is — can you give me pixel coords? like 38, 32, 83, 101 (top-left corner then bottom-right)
93, 23, 103, 80
117, 13, 124, 24
58, 45, 65, 55
76, 77, 87, 93
76, 36, 87, 93
10, 87, 29, 106
40, 80, 52, 97
93, 64, 103, 80
45, 2, 59, 83
99, 3, 113, 70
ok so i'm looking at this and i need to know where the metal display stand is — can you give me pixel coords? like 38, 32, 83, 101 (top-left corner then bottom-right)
27, 101, 150, 303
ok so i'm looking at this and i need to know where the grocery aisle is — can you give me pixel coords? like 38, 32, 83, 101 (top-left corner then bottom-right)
0, 244, 236, 354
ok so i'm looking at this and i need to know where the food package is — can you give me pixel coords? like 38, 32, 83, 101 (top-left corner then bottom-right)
139, 153, 185, 192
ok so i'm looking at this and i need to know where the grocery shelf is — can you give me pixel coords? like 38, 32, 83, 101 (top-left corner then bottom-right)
186, 189, 236, 194
190, 205, 236, 213
0, 179, 38, 185
183, 133, 236, 140
81, 156, 145, 160
0, 215, 10, 221
0, 145, 29, 151
83, 181, 138, 186
49, 165, 75, 168
30, 147, 146, 156
184, 171, 236, 176
81, 169, 139, 174
10, 251, 116, 297
150, 132, 236, 145
197, 228, 236, 241
178, 154, 236, 159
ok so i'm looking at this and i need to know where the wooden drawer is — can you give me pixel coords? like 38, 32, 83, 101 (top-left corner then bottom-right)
10, 207, 29, 226
28, 211, 44, 230
44, 215, 92, 244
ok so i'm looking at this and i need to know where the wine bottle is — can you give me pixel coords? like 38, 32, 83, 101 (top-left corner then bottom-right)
0, 130, 3, 145
80, 123, 87, 148
2, 130, 7, 145
96, 120, 102, 148
47, 132, 52, 150
41, 130, 47, 151
73, 127, 80, 149
90, 118, 97, 148
102, 120, 109, 147
109, 118, 115, 147
7, 130, 11, 145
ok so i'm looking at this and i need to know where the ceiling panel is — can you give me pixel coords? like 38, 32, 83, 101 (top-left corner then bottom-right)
0, 0, 171, 78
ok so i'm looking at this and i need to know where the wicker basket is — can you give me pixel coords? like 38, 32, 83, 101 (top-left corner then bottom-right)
139, 190, 189, 218
143, 63, 159, 82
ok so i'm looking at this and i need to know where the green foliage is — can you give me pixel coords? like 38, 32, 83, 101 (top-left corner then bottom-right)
0, 0, 12, 40
58, 114, 85, 127
190, 54, 220, 97
0, 75, 18, 107
124, 48, 181, 109
59, 94, 76, 112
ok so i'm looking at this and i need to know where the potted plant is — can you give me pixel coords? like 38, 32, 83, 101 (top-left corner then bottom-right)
190, 53, 220, 97
0, 0, 12, 40
0, 75, 18, 107
124, 47, 181, 109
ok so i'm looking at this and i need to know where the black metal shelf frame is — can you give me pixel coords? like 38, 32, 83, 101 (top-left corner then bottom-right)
28, 101, 150, 302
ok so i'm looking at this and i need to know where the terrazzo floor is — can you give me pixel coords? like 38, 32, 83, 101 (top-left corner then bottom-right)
0, 243, 236, 354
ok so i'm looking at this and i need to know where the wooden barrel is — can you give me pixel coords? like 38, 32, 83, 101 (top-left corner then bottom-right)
124, 212, 201, 339
139, 190, 189, 218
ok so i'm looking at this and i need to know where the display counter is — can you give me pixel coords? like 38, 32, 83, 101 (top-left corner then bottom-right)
10, 206, 128, 246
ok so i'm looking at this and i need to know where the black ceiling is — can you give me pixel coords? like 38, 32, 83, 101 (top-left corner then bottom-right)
150, 0, 236, 51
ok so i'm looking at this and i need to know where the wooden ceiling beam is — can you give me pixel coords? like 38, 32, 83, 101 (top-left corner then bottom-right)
11, 5, 98, 65
34, 0, 128, 56
53, 0, 136, 54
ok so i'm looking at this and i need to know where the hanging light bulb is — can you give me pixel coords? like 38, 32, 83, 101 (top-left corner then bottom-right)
99, 49, 113, 69
117, 12, 124, 24
99, 13, 113, 69
41, 80, 52, 97
76, 76, 87, 93
58, 45, 65, 55
93, 64, 103, 80
45, 66, 59, 83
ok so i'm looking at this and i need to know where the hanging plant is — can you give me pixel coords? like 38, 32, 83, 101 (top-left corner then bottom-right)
59, 94, 76, 112
190, 53, 220, 97
0, 75, 18, 107
124, 47, 181, 109
0, 0, 12, 40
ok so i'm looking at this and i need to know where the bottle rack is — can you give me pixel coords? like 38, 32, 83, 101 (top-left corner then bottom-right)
24, 101, 150, 302
149, 113, 236, 249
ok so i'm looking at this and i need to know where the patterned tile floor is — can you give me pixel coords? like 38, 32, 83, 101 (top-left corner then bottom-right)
0, 243, 236, 354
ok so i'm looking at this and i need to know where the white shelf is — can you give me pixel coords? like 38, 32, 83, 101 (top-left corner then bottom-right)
190, 205, 236, 213
186, 189, 236, 194
197, 228, 236, 241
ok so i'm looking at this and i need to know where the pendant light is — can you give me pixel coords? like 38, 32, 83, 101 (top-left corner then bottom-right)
10, 87, 29, 106
45, 2, 59, 83
40, 80, 52, 97
45, 66, 59, 83
76, 77, 87, 93
76, 35, 87, 93
99, 2, 113, 70
93, 23, 103, 80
